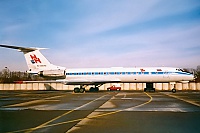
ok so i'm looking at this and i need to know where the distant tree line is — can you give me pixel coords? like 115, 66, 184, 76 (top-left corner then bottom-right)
0, 66, 200, 83
0, 67, 44, 83
194, 65, 200, 82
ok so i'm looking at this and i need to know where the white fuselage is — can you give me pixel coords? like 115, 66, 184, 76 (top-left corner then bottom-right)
64, 67, 194, 83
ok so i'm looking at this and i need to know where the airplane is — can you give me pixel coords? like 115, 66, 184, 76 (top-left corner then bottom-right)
0, 44, 194, 93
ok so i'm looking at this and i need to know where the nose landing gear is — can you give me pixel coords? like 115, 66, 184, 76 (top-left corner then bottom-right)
170, 82, 176, 93
172, 88, 176, 93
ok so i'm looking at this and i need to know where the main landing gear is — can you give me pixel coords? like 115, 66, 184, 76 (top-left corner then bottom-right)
73, 84, 102, 93
74, 85, 86, 93
89, 86, 99, 92
74, 87, 85, 93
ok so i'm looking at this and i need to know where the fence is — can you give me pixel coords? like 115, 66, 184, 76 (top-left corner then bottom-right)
0, 82, 200, 91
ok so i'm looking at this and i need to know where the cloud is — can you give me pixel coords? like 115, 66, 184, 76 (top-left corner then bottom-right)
49, 21, 200, 69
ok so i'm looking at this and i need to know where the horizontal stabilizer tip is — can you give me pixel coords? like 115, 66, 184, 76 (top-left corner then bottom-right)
0, 44, 47, 53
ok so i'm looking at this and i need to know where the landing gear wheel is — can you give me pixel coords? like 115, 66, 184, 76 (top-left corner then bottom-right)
80, 88, 85, 93
94, 87, 99, 92
89, 87, 99, 92
74, 87, 80, 93
89, 87, 94, 92
172, 88, 176, 93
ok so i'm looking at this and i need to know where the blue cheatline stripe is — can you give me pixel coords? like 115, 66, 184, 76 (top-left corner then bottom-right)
174, 72, 192, 75
65, 71, 192, 76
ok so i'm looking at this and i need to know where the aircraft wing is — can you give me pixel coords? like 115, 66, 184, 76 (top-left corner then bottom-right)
57, 78, 121, 85
16, 78, 121, 85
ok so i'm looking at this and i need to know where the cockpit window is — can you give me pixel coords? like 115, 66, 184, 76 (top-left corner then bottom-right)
176, 68, 184, 72
177, 68, 192, 74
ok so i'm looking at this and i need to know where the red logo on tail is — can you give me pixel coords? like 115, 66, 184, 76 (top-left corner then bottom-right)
30, 54, 41, 63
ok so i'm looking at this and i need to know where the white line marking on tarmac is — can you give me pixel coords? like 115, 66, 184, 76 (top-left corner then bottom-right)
121, 98, 132, 100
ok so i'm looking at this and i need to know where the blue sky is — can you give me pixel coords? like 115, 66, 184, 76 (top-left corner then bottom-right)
0, 0, 200, 71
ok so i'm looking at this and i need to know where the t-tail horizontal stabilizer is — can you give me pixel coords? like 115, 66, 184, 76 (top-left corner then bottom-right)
0, 44, 47, 53
0, 44, 66, 77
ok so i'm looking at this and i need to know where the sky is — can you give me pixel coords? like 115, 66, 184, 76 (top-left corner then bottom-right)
0, 0, 200, 71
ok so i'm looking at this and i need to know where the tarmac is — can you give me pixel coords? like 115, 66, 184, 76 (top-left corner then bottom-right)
0, 90, 200, 133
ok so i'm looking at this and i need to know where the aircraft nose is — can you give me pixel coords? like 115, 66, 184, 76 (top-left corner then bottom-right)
193, 75, 197, 81
189, 70, 196, 81
191, 74, 196, 81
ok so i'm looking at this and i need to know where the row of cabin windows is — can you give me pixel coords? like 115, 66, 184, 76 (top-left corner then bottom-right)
66, 72, 169, 75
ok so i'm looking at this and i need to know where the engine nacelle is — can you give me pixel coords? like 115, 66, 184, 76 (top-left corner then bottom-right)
38, 70, 66, 78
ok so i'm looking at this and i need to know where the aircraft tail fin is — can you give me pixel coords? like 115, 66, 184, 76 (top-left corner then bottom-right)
0, 44, 64, 74
24, 49, 51, 73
